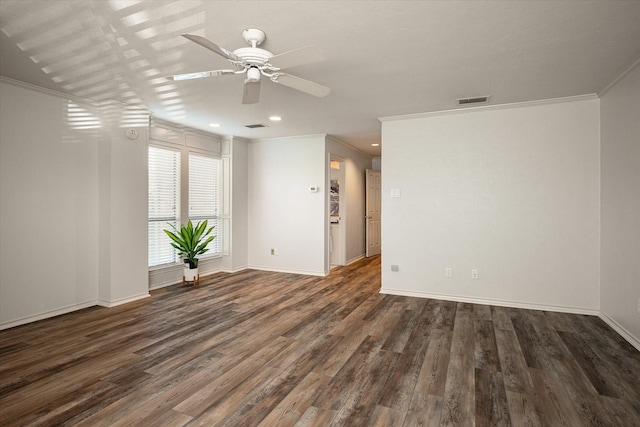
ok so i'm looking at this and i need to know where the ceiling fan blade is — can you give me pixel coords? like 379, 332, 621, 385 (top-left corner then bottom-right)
242, 80, 261, 104
182, 34, 240, 62
269, 46, 326, 70
274, 73, 330, 98
169, 69, 237, 81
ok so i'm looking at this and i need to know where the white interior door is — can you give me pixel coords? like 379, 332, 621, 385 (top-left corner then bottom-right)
366, 169, 381, 257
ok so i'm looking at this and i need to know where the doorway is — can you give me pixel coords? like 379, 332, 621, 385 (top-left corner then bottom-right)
329, 156, 345, 268
366, 168, 381, 257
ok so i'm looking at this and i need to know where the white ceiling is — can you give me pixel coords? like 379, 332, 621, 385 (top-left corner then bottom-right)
1, 1, 639, 156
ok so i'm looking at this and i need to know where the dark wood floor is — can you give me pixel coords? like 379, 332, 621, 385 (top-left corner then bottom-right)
1, 256, 639, 426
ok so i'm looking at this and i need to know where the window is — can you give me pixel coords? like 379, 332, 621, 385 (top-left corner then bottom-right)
189, 152, 221, 255
148, 144, 223, 268
148, 146, 180, 267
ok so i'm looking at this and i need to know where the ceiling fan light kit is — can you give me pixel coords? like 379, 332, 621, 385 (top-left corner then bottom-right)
245, 67, 261, 83
172, 29, 330, 104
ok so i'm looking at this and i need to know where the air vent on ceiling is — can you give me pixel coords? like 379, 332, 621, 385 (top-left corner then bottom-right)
245, 123, 268, 129
457, 96, 490, 105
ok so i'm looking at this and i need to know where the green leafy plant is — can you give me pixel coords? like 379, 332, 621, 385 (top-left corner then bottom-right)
163, 220, 215, 268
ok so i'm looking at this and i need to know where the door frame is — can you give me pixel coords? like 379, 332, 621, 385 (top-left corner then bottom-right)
365, 168, 381, 257
327, 154, 346, 269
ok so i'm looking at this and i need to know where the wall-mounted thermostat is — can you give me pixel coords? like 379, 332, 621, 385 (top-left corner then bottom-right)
309, 186, 319, 192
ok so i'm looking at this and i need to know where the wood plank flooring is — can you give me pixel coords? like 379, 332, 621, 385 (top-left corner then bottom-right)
1, 256, 639, 426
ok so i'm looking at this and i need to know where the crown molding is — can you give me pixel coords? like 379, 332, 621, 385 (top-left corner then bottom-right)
379, 93, 599, 123
0, 76, 150, 116
326, 134, 372, 158
598, 56, 640, 97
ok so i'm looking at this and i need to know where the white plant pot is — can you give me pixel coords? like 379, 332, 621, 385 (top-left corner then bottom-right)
183, 266, 199, 282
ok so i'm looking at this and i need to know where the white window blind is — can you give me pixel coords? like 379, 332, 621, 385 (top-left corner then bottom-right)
148, 146, 180, 267
189, 152, 221, 255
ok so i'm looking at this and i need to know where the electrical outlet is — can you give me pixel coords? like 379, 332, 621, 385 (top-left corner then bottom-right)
391, 264, 399, 272
270, 248, 277, 256
471, 269, 479, 279
445, 267, 453, 278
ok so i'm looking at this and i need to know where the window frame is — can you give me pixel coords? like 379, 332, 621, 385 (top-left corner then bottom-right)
148, 140, 223, 270
187, 149, 223, 260
148, 143, 181, 268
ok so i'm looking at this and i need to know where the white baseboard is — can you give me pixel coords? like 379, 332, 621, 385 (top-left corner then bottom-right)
0, 300, 97, 331
225, 265, 250, 273
149, 279, 179, 291
97, 292, 150, 308
330, 255, 365, 270
249, 265, 327, 277
347, 254, 366, 265
380, 287, 600, 316
598, 313, 640, 351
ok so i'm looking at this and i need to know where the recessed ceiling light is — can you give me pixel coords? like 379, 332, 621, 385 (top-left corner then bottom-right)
209, 123, 220, 128
371, 143, 380, 147
269, 116, 282, 121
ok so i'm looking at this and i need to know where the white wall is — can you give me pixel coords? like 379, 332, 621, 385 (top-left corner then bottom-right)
231, 137, 249, 271
248, 135, 326, 275
0, 81, 100, 326
0, 80, 151, 328
326, 137, 371, 265
380, 97, 601, 313
98, 124, 149, 306
600, 63, 640, 346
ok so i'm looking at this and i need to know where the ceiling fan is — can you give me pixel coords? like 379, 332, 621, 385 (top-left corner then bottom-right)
170, 28, 330, 104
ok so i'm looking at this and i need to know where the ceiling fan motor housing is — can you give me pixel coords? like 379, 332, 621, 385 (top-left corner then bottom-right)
233, 47, 273, 66
234, 28, 275, 68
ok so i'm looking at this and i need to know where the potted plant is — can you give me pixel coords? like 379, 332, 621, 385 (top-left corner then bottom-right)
163, 220, 216, 285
